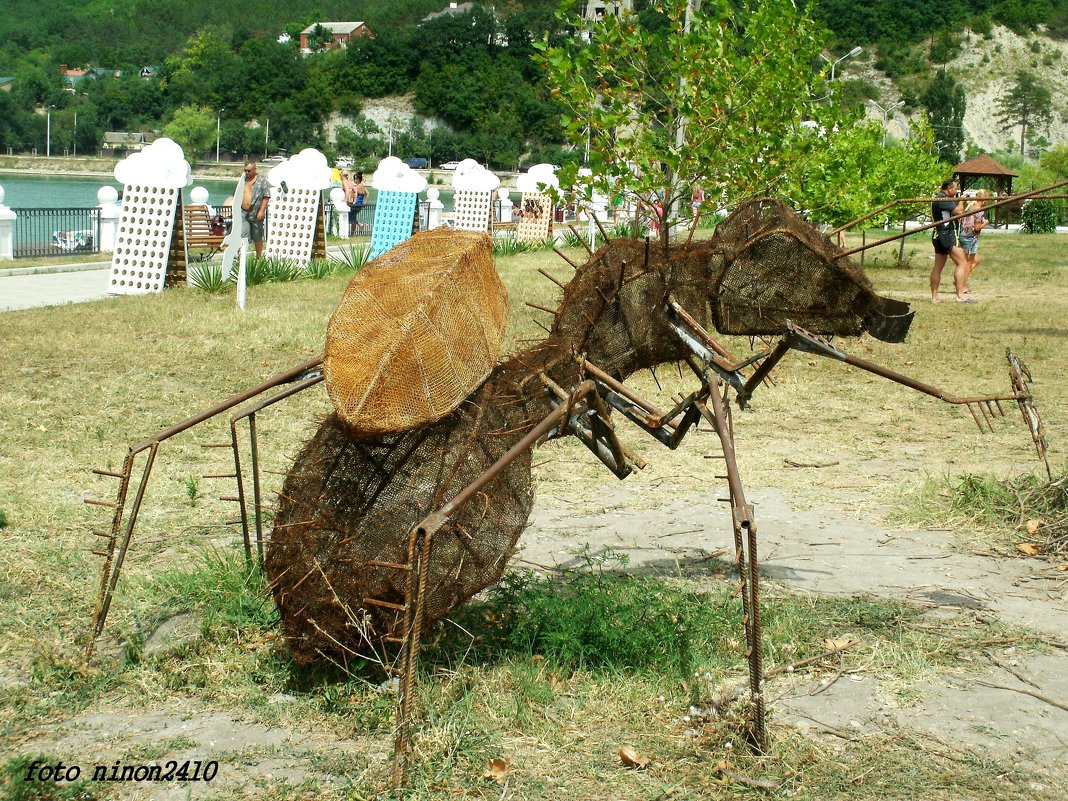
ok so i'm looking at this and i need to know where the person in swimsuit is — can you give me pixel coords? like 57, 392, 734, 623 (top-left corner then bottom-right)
929, 178, 970, 303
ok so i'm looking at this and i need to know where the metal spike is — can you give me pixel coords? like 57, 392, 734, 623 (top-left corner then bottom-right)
203, 473, 237, 479
593, 214, 610, 242
92, 468, 124, 478
525, 301, 558, 316
568, 224, 594, 255
533, 319, 553, 335
537, 267, 567, 289
648, 366, 663, 392
552, 247, 580, 269
83, 498, 117, 508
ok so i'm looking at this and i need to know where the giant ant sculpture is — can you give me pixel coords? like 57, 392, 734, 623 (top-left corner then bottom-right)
86, 198, 1045, 787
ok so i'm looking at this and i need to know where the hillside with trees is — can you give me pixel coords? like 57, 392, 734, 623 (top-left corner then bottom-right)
0, 0, 1065, 181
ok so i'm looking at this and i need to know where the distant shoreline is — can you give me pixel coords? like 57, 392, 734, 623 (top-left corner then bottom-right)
0, 155, 243, 182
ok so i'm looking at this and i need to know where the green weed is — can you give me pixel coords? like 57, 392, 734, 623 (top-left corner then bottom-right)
0, 755, 99, 800
0, 510, 6, 529
187, 262, 229, 292
147, 549, 278, 638
304, 258, 337, 279
332, 242, 371, 273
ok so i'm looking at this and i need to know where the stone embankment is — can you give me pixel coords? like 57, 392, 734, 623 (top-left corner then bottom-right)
0, 154, 241, 180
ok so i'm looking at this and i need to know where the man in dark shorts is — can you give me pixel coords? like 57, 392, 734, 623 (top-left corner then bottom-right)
929, 178, 970, 303
241, 161, 271, 258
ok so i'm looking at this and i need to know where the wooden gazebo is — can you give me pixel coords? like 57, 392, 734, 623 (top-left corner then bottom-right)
953, 154, 1018, 195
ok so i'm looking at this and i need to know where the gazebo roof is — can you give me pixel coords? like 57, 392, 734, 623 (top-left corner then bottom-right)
954, 154, 1019, 177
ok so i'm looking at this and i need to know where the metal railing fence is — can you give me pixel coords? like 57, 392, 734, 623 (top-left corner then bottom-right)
12, 207, 102, 259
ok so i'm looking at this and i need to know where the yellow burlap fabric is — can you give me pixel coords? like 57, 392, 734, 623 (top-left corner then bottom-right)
324, 229, 508, 437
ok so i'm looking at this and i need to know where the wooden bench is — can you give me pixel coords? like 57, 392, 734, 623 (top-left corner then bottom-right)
183, 205, 226, 262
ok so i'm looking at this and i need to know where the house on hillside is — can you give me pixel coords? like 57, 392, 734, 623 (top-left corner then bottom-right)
299, 22, 374, 54
103, 132, 149, 153
60, 65, 124, 92
60, 66, 98, 92
579, 0, 633, 19
423, 2, 480, 21
0, 77, 13, 93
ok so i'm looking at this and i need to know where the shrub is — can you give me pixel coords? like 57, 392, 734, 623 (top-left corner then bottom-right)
1021, 198, 1058, 233
188, 263, 229, 292
333, 242, 372, 273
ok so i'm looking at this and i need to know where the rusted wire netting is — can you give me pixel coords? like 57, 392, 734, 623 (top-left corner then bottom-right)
269, 204, 915, 663
710, 198, 914, 343
324, 229, 508, 437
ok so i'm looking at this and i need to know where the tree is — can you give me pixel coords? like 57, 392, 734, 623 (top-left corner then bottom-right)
162, 105, 217, 157
922, 69, 965, 163
995, 70, 1053, 157
782, 118, 946, 227
537, 0, 830, 247
1040, 144, 1068, 178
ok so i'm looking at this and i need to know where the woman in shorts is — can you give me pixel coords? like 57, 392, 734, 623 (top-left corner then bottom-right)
959, 189, 989, 294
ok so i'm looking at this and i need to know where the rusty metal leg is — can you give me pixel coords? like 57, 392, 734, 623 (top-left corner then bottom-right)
248, 414, 265, 564
701, 382, 766, 751
86, 451, 136, 659
229, 419, 254, 563
392, 528, 432, 788
89, 442, 160, 653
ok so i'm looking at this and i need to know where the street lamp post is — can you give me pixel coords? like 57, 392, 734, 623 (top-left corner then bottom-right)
73, 111, 77, 157
46, 108, 52, 157
264, 117, 269, 161
820, 45, 862, 81
216, 109, 224, 163
869, 99, 905, 147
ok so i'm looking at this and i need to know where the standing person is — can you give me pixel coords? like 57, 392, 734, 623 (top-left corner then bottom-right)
959, 189, 990, 293
349, 171, 369, 236
241, 161, 270, 258
929, 178, 971, 304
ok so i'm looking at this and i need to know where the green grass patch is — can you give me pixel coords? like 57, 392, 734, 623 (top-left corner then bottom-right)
0, 755, 100, 800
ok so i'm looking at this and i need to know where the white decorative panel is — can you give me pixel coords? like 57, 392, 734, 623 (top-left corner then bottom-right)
516, 192, 554, 243
452, 189, 493, 232
108, 185, 179, 295
263, 187, 321, 267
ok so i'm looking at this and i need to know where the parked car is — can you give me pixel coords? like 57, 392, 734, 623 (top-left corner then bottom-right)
264, 154, 287, 164
405, 157, 428, 169
441, 161, 461, 170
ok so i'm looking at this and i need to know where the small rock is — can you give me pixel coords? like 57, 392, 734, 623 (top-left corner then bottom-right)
269, 693, 297, 704
794, 719, 811, 735
144, 612, 201, 658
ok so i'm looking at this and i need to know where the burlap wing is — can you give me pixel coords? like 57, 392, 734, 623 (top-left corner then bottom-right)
324, 229, 508, 437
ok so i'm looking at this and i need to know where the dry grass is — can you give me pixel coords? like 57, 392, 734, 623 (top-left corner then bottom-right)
0, 228, 1065, 799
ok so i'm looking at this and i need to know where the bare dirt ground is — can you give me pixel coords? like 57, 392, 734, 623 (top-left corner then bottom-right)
521, 480, 1068, 785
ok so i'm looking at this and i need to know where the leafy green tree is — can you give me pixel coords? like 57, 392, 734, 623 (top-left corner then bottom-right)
162, 104, 217, 157
995, 69, 1053, 156
1040, 144, 1068, 178
306, 24, 334, 53
922, 69, 965, 163
783, 118, 945, 227
537, 0, 830, 246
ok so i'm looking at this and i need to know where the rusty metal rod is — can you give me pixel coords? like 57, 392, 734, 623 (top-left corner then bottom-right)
414, 383, 593, 541
127, 357, 322, 454
839, 179, 1068, 258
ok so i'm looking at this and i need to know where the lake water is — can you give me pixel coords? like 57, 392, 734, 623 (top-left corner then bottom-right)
0, 173, 241, 209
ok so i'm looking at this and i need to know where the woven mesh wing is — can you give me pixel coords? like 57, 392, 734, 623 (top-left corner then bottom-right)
324, 229, 508, 436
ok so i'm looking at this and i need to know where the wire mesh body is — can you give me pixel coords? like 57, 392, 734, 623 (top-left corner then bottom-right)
709, 198, 913, 343
324, 229, 508, 437
269, 199, 915, 663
